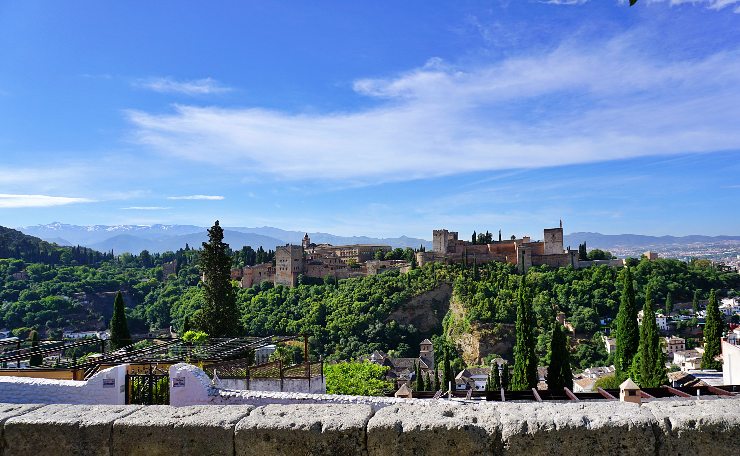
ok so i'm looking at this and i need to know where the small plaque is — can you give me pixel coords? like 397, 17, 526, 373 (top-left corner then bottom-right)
172, 377, 185, 388
102, 378, 115, 388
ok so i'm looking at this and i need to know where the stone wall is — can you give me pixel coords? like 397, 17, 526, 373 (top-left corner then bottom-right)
0, 364, 127, 405
1, 399, 739, 455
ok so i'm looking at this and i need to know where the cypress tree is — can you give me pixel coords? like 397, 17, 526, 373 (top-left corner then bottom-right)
29, 330, 43, 367
433, 369, 440, 391
547, 323, 572, 392
182, 315, 191, 334
692, 290, 700, 315
415, 361, 424, 391
490, 363, 501, 390
615, 267, 639, 375
198, 221, 240, 337
501, 363, 510, 390
665, 292, 673, 316
637, 287, 667, 387
423, 371, 430, 391
511, 277, 538, 390
109, 291, 131, 350
471, 231, 477, 244
443, 349, 452, 391
701, 289, 723, 370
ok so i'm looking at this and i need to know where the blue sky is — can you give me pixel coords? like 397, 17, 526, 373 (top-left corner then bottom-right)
1, 0, 739, 239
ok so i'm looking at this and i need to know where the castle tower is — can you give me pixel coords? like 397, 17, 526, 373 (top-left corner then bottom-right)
302, 233, 311, 250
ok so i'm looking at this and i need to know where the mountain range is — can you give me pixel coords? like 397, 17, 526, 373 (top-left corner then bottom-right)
15, 223, 740, 255
18, 223, 432, 254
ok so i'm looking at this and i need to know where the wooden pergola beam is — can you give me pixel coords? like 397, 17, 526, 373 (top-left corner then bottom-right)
661, 385, 691, 398
531, 388, 542, 402
597, 387, 616, 399
564, 387, 579, 401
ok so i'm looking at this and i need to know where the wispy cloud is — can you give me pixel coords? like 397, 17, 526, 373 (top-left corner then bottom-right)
166, 195, 224, 200
0, 194, 94, 208
133, 77, 232, 95
127, 34, 740, 184
121, 206, 172, 210
643, 0, 740, 11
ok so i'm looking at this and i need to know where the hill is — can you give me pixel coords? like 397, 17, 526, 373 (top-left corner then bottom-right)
0, 225, 110, 265
564, 232, 740, 250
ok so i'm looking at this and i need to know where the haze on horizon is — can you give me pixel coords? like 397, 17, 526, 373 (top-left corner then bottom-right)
1, 0, 740, 239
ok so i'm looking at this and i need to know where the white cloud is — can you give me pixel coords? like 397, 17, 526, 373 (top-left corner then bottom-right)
645, 0, 740, 11
133, 77, 232, 95
127, 35, 740, 184
121, 206, 172, 210
0, 194, 94, 208
166, 195, 224, 200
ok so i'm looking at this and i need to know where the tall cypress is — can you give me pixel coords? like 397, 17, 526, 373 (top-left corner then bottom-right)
415, 361, 424, 391
109, 291, 131, 350
701, 289, 723, 370
692, 290, 700, 315
443, 349, 452, 390
423, 372, 431, 391
29, 330, 43, 367
501, 363, 510, 390
490, 363, 501, 390
547, 323, 572, 392
615, 267, 639, 374
198, 221, 240, 337
511, 277, 538, 390
664, 292, 673, 316
637, 287, 667, 387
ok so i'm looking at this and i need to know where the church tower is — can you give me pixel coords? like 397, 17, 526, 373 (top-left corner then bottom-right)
302, 233, 311, 250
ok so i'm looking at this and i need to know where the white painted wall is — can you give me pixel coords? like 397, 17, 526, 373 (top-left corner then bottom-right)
722, 340, 740, 385
0, 364, 127, 405
218, 377, 326, 394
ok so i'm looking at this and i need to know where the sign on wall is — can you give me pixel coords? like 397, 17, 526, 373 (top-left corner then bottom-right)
172, 377, 186, 387
102, 378, 116, 388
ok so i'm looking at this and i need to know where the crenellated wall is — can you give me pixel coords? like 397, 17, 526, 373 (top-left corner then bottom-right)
0, 399, 739, 455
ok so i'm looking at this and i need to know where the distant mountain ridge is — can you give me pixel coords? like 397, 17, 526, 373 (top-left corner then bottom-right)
564, 232, 740, 250
19, 223, 433, 254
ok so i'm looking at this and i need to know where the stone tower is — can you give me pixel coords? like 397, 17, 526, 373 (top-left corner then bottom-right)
419, 339, 435, 369
302, 233, 311, 250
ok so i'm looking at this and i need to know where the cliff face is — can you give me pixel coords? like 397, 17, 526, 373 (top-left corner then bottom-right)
445, 293, 515, 365
385, 283, 452, 334
386, 282, 515, 365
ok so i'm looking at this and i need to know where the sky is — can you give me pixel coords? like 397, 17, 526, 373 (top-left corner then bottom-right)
1, 0, 740, 239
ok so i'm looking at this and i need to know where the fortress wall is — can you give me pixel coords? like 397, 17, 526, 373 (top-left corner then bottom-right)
1, 399, 739, 455
0, 364, 127, 406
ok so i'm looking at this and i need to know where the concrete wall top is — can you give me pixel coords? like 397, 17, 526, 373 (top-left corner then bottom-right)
1, 399, 739, 456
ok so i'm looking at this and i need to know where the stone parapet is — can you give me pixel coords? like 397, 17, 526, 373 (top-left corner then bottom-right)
0, 399, 739, 455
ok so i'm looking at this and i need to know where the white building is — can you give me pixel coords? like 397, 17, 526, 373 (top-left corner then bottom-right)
62, 330, 110, 340
719, 298, 740, 317
637, 310, 669, 331
603, 335, 616, 354
254, 344, 277, 365
723, 334, 740, 385
454, 367, 491, 391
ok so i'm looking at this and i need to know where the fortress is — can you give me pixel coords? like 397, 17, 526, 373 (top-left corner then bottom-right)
418, 221, 595, 273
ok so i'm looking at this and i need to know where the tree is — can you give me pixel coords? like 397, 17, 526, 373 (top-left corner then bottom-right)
29, 330, 43, 367
324, 361, 392, 396
415, 361, 424, 391
547, 323, 572, 392
693, 290, 700, 315
433, 369, 440, 391
665, 292, 673, 316
471, 231, 477, 244
443, 349, 453, 391
109, 291, 131, 350
615, 267, 639, 375
636, 287, 667, 387
511, 278, 538, 390
198, 221, 240, 337
489, 363, 501, 391
423, 371, 431, 391
500, 363, 510, 390
701, 289, 723, 370
182, 315, 191, 334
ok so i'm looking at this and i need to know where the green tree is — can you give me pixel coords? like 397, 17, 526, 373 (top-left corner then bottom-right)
693, 290, 700, 315
636, 287, 667, 387
109, 291, 131, 350
665, 292, 673, 316
432, 369, 440, 391
198, 221, 240, 337
423, 371, 431, 391
547, 323, 573, 392
701, 289, 723, 370
511, 278, 538, 390
489, 363, 501, 391
414, 361, 423, 391
443, 349, 453, 391
615, 267, 639, 375
324, 361, 392, 396
500, 363, 510, 390
28, 330, 43, 367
